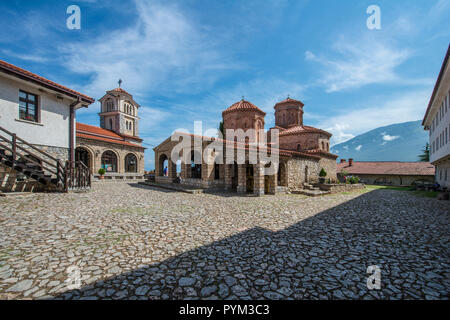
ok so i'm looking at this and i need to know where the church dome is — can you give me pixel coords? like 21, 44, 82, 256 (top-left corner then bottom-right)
274, 97, 304, 109
222, 99, 266, 116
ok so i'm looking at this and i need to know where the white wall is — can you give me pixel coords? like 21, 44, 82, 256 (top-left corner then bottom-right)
0, 75, 73, 148
426, 62, 450, 188
429, 89, 450, 163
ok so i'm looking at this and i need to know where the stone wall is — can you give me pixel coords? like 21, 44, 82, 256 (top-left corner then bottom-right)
342, 174, 435, 186
279, 132, 330, 152
319, 157, 337, 182
319, 183, 365, 193
286, 157, 320, 189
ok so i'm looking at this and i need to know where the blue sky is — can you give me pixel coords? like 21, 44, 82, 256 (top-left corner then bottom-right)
1, 0, 449, 169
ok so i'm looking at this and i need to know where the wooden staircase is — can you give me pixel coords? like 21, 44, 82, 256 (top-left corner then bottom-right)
0, 125, 90, 192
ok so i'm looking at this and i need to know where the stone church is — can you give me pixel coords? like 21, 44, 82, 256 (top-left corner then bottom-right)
154, 97, 337, 195
75, 87, 145, 181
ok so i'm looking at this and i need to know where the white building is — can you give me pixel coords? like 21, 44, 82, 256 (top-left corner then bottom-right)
422, 44, 450, 188
0, 59, 94, 191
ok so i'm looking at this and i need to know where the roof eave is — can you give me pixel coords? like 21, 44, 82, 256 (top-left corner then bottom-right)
0, 64, 94, 105
422, 44, 450, 126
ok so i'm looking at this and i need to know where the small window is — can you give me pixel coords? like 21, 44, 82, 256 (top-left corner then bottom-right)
19, 90, 38, 122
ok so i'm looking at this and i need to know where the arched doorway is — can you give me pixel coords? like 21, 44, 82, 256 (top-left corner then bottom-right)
101, 150, 117, 172
124, 153, 137, 173
159, 154, 168, 176
231, 162, 238, 191
75, 147, 91, 171
191, 152, 202, 179
278, 162, 286, 186
246, 162, 254, 193
214, 163, 220, 180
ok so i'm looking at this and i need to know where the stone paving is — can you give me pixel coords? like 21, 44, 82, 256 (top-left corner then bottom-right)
0, 183, 448, 300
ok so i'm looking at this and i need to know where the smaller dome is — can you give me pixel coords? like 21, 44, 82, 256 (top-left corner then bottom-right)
274, 97, 304, 109
222, 99, 266, 116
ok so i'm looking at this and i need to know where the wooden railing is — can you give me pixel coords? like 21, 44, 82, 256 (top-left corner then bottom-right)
0, 125, 90, 192
65, 160, 91, 191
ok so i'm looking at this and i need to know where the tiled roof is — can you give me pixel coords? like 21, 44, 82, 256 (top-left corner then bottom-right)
303, 148, 338, 159
76, 122, 144, 149
337, 161, 435, 176
109, 87, 133, 97
159, 132, 321, 160
278, 125, 332, 137
274, 97, 304, 108
222, 99, 266, 116
0, 59, 94, 104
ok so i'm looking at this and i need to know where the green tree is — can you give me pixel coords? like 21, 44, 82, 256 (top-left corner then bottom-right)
418, 143, 429, 162
218, 121, 224, 137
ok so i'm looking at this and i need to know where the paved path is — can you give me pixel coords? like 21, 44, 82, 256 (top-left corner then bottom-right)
0, 183, 448, 300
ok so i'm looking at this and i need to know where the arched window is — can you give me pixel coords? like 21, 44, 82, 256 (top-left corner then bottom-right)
101, 151, 117, 172
297, 144, 301, 151
106, 99, 113, 112
125, 153, 137, 173
322, 142, 325, 150
109, 119, 113, 130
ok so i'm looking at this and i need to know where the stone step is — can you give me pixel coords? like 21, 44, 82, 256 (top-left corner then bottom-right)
292, 189, 330, 197
138, 181, 205, 194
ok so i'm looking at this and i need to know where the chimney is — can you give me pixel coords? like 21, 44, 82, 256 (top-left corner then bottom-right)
349, 158, 353, 166
340, 159, 346, 163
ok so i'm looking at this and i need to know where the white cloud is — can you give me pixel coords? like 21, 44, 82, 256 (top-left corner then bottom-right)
1, 49, 48, 63
321, 89, 430, 146
60, 0, 233, 99
305, 39, 431, 92
355, 145, 362, 151
382, 133, 400, 142
324, 123, 355, 144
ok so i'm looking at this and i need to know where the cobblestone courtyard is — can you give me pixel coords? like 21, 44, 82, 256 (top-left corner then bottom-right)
0, 183, 448, 300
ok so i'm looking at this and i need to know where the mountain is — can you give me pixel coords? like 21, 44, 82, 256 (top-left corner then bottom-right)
331, 120, 428, 162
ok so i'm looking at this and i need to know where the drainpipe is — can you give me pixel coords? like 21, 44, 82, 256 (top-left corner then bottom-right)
69, 98, 82, 164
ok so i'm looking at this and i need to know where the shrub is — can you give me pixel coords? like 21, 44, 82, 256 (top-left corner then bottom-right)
98, 168, 106, 176
347, 176, 360, 184
319, 168, 327, 177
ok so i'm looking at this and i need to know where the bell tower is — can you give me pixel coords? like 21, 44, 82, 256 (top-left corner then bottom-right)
98, 81, 140, 137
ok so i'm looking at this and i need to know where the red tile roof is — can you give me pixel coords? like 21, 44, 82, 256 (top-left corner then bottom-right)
274, 97, 304, 108
162, 132, 321, 160
422, 44, 450, 126
0, 59, 94, 104
76, 123, 144, 149
278, 125, 332, 137
303, 148, 338, 159
337, 161, 435, 176
109, 87, 133, 97
222, 99, 266, 116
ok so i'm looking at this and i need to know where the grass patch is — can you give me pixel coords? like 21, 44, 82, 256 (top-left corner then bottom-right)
357, 185, 438, 198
